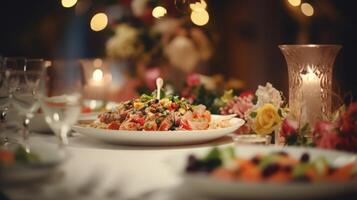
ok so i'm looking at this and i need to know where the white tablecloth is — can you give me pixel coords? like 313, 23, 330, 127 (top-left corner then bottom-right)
2, 131, 233, 200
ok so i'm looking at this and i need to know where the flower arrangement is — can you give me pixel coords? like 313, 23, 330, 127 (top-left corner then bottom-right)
105, 1, 213, 72
180, 74, 357, 152
280, 103, 357, 152
217, 82, 287, 136
180, 73, 247, 114
106, 23, 148, 60
245, 83, 287, 136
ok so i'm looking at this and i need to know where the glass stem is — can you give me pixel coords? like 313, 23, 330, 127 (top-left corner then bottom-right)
57, 125, 69, 149
0, 110, 8, 145
22, 117, 31, 152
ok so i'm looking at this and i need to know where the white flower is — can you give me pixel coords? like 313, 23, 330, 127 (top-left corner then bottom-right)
165, 36, 200, 73
255, 82, 283, 108
106, 24, 144, 59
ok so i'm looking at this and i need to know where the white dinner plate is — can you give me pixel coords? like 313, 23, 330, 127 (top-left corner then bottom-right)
178, 145, 357, 200
72, 115, 245, 146
0, 143, 66, 186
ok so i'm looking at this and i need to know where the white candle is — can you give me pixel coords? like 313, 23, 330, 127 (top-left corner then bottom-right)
300, 67, 322, 126
87, 68, 107, 99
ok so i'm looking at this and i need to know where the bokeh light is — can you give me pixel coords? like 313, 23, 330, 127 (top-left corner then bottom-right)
190, 0, 207, 12
190, 9, 209, 26
301, 3, 314, 16
90, 13, 108, 32
92, 69, 104, 81
152, 6, 167, 18
287, 0, 301, 7
61, 0, 77, 8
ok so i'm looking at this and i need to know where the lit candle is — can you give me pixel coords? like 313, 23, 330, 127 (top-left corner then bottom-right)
87, 68, 107, 99
91, 68, 104, 86
300, 67, 321, 125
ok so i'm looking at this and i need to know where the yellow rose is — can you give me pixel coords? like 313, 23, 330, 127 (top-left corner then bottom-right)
253, 103, 281, 135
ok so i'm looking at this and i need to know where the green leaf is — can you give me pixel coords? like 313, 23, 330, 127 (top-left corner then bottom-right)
300, 123, 311, 134
292, 163, 310, 177
140, 94, 153, 102
286, 134, 298, 145
278, 109, 283, 118
250, 112, 257, 118
258, 155, 279, 169
220, 90, 234, 103
312, 157, 328, 176
14, 146, 39, 164
203, 147, 221, 161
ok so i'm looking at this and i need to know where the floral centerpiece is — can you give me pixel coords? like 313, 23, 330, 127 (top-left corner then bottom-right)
217, 83, 287, 138
280, 103, 357, 152
105, 1, 213, 71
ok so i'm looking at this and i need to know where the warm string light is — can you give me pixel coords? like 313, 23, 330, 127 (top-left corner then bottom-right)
152, 6, 167, 18
301, 3, 314, 16
61, 0, 77, 8
90, 13, 108, 32
288, 0, 301, 7
190, 0, 209, 26
287, 0, 314, 17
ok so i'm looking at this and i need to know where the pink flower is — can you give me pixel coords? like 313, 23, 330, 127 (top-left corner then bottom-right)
220, 95, 254, 119
186, 74, 201, 87
234, 124, 252, 135
280, 118, 299, 138
313, 121, 339, 149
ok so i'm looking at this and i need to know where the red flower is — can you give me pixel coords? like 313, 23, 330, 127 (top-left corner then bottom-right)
280, 118, 299, 138
313, 121, 339, 149
186, 74, 201, 87
235, 124, 252, 135
339, 103, 357, 134
240, 91, 253, 98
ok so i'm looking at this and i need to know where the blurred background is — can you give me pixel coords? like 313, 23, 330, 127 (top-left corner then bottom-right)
0, 0, 356, 101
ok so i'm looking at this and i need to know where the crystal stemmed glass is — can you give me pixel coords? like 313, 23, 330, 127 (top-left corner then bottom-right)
0, 57, 10, 144
1, 57, 27, 145
9, 58, 44, 149
40, 60, 84, 148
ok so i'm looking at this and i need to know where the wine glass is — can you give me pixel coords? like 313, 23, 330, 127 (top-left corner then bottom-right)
40, 60, 84, 148
0, 57, 10, 144
8, 58, 44, 149
1, 57, 27, 145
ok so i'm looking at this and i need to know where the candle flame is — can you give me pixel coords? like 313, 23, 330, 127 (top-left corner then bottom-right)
307, 67, 313, 74
92, 69, 104, 81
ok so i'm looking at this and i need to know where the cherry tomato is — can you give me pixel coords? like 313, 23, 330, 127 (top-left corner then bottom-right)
133, 117, 145, 126
171, 102, 179, 110
108, 122, 120, 130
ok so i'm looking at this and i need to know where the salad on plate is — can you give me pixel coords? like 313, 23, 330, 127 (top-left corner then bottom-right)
185, 147, 357, 183
89, 93, 232, 131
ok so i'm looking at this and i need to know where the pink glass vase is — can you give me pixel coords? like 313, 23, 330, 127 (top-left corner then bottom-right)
279, 44, 341, 126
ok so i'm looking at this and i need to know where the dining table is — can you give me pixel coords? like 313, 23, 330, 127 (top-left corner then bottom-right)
1, 122, 356, 200
1, 129, 235, 200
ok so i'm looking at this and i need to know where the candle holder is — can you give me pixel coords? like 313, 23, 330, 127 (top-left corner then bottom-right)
80, 59, 112, 100
279, 44, 341, 127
